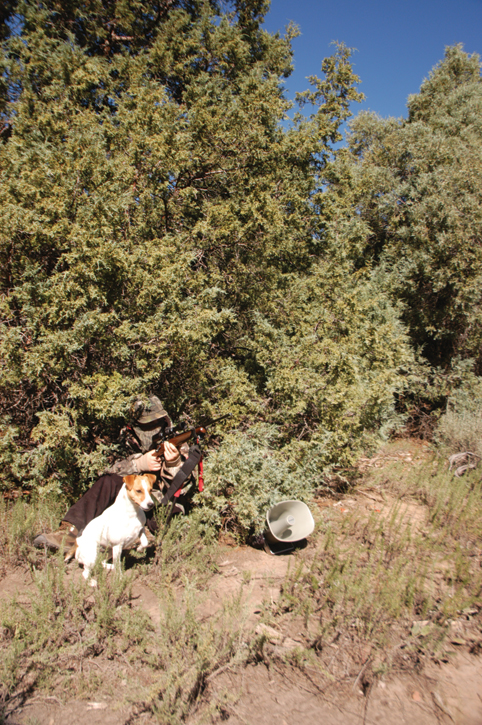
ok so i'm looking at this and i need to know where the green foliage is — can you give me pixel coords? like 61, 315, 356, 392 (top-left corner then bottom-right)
151, 504, 219, 584
253, 260, 414, 470
0, 12, 478, 513
197, 424, 312, 538
0, 495, 64, 573
0, 0, 369, 502
339, 45, 482, 371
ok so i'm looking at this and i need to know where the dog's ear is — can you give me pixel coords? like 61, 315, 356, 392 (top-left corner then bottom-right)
145, 474, 157, 486
123, 475, 136, 488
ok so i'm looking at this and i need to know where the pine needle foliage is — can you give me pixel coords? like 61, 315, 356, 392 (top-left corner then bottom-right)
253, 259, 414, 470
0, 0, 374, 502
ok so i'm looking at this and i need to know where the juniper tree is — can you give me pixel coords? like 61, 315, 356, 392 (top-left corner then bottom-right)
340, 45, 482, 371
0, 1, 372, 496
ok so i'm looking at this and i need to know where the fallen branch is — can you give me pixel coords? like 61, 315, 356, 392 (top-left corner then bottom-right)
448, 451, 481, 477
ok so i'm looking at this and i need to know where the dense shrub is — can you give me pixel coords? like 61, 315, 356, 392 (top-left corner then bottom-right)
198, 424, 312, 539
0, 2, 365, 502
2, 4, 476, 540
436, 371, 482, 458
253, 260, 414, 471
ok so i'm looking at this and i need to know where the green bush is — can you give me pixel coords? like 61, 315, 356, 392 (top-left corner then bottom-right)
0, 2, 364, 500
340, 46, 482, 370
197, 424, 313, 539
253, 261, 415, 471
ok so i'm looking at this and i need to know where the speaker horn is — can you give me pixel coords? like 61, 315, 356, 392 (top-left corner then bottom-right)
264, 500, 314, 554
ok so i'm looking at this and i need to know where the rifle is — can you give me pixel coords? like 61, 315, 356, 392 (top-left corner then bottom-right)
151, 413, 231, 459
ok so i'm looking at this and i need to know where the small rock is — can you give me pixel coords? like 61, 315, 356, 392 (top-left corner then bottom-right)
223, 566, 239, 577
412, 690, 422, 702
255, 623, 282, 643
281, 637, 300, 650
450, 637, 466, 645
411, 620, 433, 637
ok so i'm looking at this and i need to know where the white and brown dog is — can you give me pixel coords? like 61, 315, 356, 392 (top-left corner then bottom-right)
73, 473, 156, 586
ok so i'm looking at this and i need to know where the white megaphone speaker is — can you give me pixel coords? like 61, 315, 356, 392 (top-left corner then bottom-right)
264, 500, 315, 554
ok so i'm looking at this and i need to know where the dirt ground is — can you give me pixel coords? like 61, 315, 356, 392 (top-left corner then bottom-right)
214, 652, 482, 725
2, 539, 482, 724
2, 442, 482, 725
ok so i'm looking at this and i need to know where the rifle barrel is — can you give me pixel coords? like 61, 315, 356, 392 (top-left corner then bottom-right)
153, 413, 231, 458
154, 426, 207, 458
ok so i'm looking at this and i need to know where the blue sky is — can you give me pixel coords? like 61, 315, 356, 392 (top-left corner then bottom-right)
263, 0, 482, 121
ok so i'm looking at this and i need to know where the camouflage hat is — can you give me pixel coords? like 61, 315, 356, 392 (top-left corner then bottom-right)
135, 395, 169, 424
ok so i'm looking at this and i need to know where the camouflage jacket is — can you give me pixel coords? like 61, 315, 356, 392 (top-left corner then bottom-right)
104, 423, 194, 495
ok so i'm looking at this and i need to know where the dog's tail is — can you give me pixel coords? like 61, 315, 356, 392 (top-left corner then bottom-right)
64, 540, 78, 563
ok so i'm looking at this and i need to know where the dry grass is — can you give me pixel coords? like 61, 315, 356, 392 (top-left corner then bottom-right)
264, 443, 482, 688
0, 507, 254, 725
1, 442, 482, 722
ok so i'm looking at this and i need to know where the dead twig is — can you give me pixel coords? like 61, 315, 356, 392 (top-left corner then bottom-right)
357, 490, 384, 503
352, 657, 372, 693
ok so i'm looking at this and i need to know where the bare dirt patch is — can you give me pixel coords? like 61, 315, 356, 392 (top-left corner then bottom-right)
211, 651, 482, 725
0, 567, 37, 606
